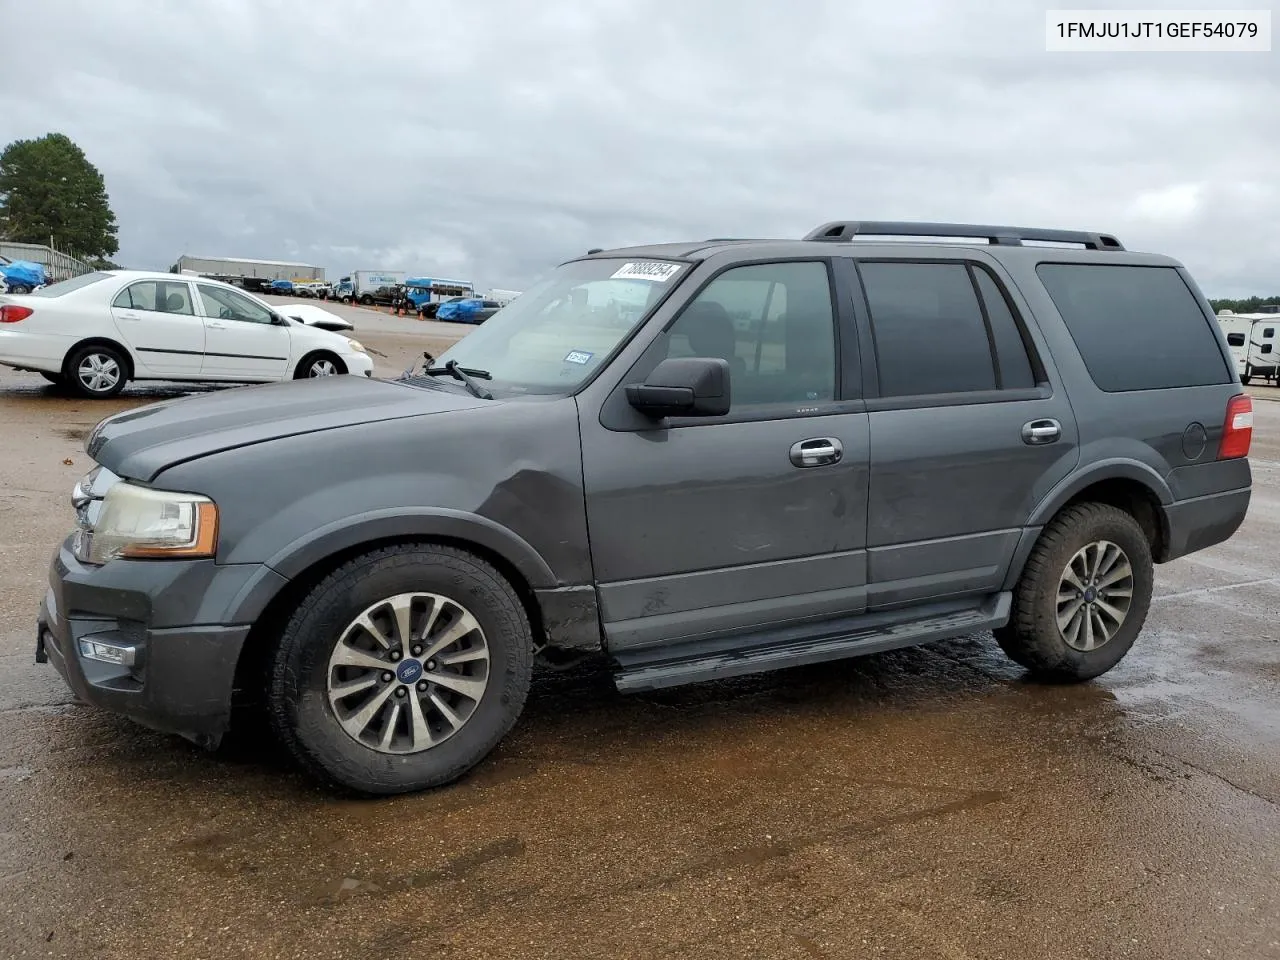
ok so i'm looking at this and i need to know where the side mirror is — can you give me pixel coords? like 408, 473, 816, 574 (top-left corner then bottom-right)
625, 357, 731, 419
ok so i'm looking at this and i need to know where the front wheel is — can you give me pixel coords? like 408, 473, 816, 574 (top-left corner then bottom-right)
65, 344, 128, 399
995, 503, 1153, 682
267, 544, 534, 795
294, 352, 345, 379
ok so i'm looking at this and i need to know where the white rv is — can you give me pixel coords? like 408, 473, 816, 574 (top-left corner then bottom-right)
1217, 310, 1279, 385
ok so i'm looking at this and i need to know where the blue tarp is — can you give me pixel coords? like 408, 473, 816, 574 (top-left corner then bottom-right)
435, 298, 483, 322
1, 260, 46, 289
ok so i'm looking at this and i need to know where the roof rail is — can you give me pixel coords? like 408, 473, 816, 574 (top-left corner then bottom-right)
802, 220, 1125, 251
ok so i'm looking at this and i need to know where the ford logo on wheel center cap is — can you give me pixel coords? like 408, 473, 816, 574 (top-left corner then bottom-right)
396, 659, 423, 684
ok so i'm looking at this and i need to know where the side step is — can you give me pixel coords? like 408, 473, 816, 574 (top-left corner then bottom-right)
613, 593, 1011, 693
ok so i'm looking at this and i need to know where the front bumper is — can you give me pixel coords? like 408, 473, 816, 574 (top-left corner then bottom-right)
36, 538, 259, 749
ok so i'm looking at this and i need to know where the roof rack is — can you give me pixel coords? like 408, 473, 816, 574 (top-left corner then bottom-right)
802, 220, 1125, 251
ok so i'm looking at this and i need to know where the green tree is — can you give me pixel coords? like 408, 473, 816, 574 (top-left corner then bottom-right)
0, 133, 119, 260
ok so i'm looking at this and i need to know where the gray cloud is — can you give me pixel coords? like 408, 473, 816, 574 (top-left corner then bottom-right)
3, 0, 1277, 295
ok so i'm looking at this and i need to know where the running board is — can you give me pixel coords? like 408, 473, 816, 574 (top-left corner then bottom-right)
612, 593, 1011, 693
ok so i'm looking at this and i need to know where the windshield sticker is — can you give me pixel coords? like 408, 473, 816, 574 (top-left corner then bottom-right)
610, 261, 682, 283
563, 350, 594, 365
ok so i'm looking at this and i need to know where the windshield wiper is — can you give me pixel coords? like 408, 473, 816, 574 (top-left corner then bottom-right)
422, 359, 494, 400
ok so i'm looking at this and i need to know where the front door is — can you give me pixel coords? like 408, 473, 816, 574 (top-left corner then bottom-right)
843, 257, 1080, 609
110, 279, 204, 376
580, 259, 871, 651
195, 284, 292, 379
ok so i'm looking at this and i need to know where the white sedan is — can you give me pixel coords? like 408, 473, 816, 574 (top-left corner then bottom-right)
0, 270, 373, 398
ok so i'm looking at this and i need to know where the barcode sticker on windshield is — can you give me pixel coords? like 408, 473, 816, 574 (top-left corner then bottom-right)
564, 350, 594, 365
610, 261, 682, 283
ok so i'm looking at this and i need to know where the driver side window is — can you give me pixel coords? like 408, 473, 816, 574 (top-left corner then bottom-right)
660, 261, 838, 408
197, 284, 275, 324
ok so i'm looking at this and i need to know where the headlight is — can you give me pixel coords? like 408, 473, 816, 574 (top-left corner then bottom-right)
83, 483, 218, 564
346, 338, 367, 354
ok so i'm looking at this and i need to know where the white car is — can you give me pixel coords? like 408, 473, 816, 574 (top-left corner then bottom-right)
0, 270, 374, 398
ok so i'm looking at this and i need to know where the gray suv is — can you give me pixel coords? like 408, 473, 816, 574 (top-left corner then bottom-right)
35, 221, 1254, 795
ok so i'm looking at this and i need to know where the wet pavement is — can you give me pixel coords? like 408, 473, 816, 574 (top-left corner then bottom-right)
0, 349, 1277, 959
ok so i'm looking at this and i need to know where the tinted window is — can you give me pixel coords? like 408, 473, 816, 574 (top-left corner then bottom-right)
1226, 332, 1246, 346
112, 280, 194, 315
1264, 344, 1274, 355
197, 284, 275, 324
973, 267, 1036, 389
1036, 264, 1230, 391
1265, 328, 1275, 337
661, 261, 838, 407
860, 262, 995, 397
31, 272, 110, 297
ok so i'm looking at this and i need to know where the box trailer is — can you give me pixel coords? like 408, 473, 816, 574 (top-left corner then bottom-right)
1217, 310, 1279, 384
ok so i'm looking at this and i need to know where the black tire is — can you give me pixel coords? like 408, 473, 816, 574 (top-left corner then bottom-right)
359, 294, 374, 306
268, 544, 533, 795
64, 343, 129, 399
293, 352, 346, 379
1241, 373, 1252, 385
994, 503, 1153, 682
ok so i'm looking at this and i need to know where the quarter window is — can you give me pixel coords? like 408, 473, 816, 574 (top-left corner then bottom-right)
197, 284, 275, 324
1036, 264, 1230, 391
661, 261, 838, 408
112, 280, 195, 315
859, 262, 998, 397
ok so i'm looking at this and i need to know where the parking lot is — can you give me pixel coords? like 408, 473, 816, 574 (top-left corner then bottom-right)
0, 319, 1278, 959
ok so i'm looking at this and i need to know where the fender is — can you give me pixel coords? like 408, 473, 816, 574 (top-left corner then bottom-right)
1027, 457, 1173, 526
262, 507, 559, 589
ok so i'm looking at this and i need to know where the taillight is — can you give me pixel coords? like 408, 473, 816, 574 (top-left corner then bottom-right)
0, 305, 33, 323
1218, 394, 1253, 460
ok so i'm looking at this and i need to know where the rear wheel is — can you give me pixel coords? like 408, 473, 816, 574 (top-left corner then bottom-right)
65, 344, 128, 399
995, 503, 1153, 681
267, 544, 533, 795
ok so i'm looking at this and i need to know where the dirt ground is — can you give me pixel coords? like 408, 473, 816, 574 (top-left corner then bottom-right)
0, 319, 1277, 959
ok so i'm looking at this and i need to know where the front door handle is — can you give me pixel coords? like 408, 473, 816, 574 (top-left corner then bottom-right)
1022, 418, 1061, 445
790, 437, 843, 467
206, 321, 226, 330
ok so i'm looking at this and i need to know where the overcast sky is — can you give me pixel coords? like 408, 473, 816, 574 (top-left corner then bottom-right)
3, 0, 1278, 296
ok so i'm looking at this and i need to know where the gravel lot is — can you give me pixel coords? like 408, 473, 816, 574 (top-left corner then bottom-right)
0, 318, 1277, 960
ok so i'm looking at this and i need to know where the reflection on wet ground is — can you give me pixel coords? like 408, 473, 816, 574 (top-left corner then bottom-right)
0, 362, 1278, 959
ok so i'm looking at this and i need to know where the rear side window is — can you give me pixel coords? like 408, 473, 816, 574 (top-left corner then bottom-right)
1036, 264, 1230, 391
861, 262, 994, 396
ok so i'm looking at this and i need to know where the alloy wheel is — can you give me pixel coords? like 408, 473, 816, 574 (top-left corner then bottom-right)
325, 592, 490, 754
1055, 540, 1134, 651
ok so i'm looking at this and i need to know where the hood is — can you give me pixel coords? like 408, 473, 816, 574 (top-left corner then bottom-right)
88, 375, 486, 482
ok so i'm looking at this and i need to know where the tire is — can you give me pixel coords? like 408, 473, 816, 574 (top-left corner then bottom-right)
294, 352, 346, 379
268, 543, 534, 795
994, 503, 1153, 682
359, 294, 374, 306
65, 343, 129, 399
1241, 373, 1252, 385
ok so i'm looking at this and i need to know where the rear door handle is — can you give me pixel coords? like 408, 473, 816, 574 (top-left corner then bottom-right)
116, 312, 141, 322
1022, 418, 1061, 445
790, 437, 843, 467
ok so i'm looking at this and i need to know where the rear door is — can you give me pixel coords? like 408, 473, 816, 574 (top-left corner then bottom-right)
840, 256, 1080, 609
110, 279, 204, 376
194, 283, 292, 379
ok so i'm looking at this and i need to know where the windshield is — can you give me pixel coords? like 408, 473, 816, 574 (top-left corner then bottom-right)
28, 272, 111, 297
433, 257, 688, 395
